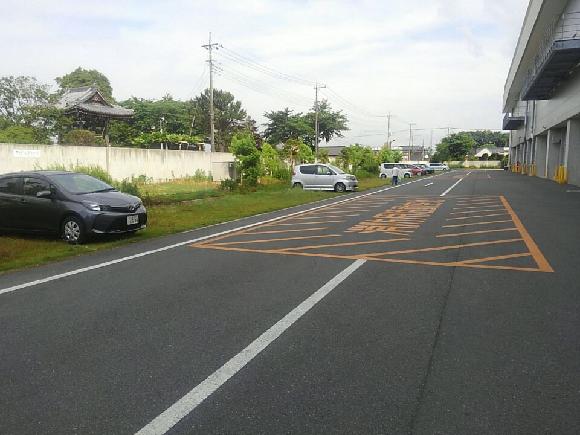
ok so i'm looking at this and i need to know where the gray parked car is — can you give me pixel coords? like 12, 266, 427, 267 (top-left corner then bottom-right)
0, 171, 147, 243
291, 164, 358, 192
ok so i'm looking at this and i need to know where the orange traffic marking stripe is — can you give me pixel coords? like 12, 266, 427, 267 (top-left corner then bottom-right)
207, 234, 341, 246
436, 228, 517, 237
442, 219, 512, 228
500, 195, 553, 272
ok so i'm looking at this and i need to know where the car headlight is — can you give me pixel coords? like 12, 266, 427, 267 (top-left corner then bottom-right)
82, 201, 102, 211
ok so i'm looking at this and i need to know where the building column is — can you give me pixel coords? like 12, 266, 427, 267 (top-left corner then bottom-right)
535, 135, 548, 178
547, 129, 564, 180
566, 119, 580, 187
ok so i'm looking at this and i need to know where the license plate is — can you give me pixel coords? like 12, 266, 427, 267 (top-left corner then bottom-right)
127, 215, 139, 225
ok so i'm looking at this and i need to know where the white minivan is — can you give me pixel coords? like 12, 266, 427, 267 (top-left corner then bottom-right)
379, 163, 412, 179
428, 163, 449, 171
291, 164, 358, 192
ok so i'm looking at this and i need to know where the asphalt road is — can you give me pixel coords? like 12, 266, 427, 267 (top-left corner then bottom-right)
1, 170, 579, 434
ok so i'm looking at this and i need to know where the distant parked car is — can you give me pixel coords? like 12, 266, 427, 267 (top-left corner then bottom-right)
408, 165, 425, 176
428, 163, 450, 171
416, 164, 435, 174
292, 164, 358, 192
0, 171, 147, 243
379, 163, 412, 179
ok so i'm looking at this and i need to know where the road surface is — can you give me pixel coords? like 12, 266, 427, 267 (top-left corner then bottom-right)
1, 170, 579, 434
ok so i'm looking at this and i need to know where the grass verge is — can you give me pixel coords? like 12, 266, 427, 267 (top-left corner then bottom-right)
0, 177, 393, 274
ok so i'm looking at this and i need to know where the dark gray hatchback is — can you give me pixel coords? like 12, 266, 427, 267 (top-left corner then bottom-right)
0, 171, 147, 243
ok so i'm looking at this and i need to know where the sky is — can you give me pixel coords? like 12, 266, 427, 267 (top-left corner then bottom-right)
1, 0, 529, 148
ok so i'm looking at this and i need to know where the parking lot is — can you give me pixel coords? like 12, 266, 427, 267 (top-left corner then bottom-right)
0, 169, 579, 434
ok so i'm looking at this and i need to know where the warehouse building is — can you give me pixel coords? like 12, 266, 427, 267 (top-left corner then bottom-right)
503, 0, 580, 186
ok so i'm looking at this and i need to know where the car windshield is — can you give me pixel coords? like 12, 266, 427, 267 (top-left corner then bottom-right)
327, 165, 345, 174
49, 174, 116, 194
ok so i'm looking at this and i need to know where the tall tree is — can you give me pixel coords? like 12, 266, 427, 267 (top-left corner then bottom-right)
305, 100, 349, 145
0, 76, 50, 124
463, 130, 508, 148
190, 89, 247, 151
264, 101, 348, 150
56, 67, 114, 101
263, 108, 314, 146
439, 133, 476, 160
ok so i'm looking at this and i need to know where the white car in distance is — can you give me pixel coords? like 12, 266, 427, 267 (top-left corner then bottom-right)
379, 163, 412, 179
291, 164, 358, 192
427, 163, 450, 171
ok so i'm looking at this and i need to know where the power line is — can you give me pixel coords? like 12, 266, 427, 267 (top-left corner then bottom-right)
214, 61, 312, 105
219, 46, 315, 86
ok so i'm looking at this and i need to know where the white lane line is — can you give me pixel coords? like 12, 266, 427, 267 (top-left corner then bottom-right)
424, 182, 434, 187
440, 171, 471, 197
135, 259, 367, 435
0, 174, 447, 296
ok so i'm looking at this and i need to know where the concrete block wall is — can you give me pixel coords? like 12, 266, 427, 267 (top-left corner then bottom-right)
0, 144, 235, 181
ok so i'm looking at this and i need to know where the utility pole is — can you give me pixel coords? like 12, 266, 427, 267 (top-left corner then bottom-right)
314, 82, 326, 162
160, 116, 165, 150
409, 123, 416, 162
202, 32, 219, 151
386, 112, 392, 148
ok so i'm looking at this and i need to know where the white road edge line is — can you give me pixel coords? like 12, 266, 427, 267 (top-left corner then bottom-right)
0, 172, 449, 297
134, 259, 367, 435
424, 182, 434, 187
440, 171, 470, 197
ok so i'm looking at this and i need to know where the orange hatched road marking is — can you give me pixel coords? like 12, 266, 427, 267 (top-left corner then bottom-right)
193, 245, 546, 273
206, 234, 341, 246
460, 252, 531, 264
263, 220, 344, 226
442, 219, 512, 228
453, 204, 503, 210
278, 238, 409, 252
446, 213, 508, 221
455, 200, 498, 207
244, 227, 327, 235
361, 238, 523, 257
450, 209, 508, 215
436, 228, 517, 237
500, 195, 553, 272
191, 196, 553, 273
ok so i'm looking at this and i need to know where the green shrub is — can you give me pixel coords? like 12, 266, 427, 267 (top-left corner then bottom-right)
191, 169, 213, 182
113, 179, 141, 197
219, 179, 238, 191
73, 165, 114, 184
62, 129, 104, 146
272, 166, 292, 181
0, 125, 49, 144
353, 169, 376, 179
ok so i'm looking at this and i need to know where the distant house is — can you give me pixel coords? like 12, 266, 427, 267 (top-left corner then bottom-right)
320, 145, 346, 162
474, 146, 508, 159
394, 146, 430, 163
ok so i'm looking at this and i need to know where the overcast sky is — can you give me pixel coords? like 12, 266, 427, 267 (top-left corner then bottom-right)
1, 0, 528, 148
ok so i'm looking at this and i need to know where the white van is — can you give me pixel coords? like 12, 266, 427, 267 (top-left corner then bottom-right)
291, 164, 358, 192
379, 163, 412, 179
428, 163, 449, 171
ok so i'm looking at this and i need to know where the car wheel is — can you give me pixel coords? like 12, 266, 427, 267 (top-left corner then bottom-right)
62, 215, 86, 244
292, 182, 303, 189
380, 174, 387, 179
334, 182, 346, 193
404, 173, 411, 178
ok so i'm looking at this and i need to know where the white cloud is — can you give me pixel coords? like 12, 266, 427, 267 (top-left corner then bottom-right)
0, 0, 529, 146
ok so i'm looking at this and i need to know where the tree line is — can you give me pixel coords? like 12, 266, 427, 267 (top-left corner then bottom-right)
431, 130, 508, 162
0, 67, 349, 153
